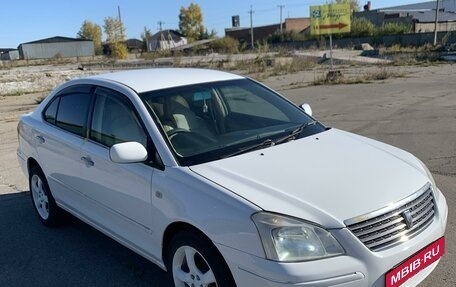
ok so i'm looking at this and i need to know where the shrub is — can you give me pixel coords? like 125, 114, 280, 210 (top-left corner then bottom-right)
209, 37, 240, 54
351, 17, 375, 37
377, 22, 412, 35
110, 42, 128, 59
268, 30, 307, 43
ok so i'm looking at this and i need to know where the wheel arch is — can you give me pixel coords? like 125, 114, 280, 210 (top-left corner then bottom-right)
162, 221, 237, 285
162, 221, 211, 266
27, 157, 41, 176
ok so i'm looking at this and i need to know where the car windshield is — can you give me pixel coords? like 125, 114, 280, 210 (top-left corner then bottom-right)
140, 79, 325, 166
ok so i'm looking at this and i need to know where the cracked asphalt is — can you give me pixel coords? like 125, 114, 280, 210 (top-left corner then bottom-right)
0, 63, 455, 286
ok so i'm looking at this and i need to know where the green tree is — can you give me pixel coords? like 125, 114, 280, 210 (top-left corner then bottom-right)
103, 16, 128, 59
201, 28, 217, 39
179, 3, 205, 42
333, 0, 360, 12
77, 20, 103, 55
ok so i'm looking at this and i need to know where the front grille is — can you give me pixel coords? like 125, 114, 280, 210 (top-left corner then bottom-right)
345, 184, 435, 251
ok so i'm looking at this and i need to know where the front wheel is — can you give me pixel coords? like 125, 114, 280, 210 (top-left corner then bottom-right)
29, 165, 62, 226
167, 230, 236, 287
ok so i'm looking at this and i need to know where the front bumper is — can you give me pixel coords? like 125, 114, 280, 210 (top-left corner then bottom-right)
216, 188, 448, 287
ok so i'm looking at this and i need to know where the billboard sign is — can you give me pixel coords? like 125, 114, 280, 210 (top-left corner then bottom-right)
310, 4, 351, 35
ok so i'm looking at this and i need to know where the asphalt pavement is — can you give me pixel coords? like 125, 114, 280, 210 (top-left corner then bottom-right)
0, 63, 455, 286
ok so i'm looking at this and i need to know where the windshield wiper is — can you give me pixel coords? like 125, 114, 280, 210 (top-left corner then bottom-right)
274, 120, 317, 145
221, 138, 275, 159
221, 121, 317, 159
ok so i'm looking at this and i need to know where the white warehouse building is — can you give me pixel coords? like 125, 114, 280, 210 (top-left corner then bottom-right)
18, 36, 94, 59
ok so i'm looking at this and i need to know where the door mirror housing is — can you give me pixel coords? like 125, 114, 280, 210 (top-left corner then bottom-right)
110, 142, 148, 163
300, 103, 312, 116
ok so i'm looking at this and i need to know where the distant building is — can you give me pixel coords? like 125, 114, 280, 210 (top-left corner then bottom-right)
283, 18, 311, 33
18, 36, 94, 59
0, 48, 19, 60
225, 23, 280, 44
125, 38, 144, 53
225, 17, 310, 44
382, 0, 456, 12
147, 30, 188, 52
355, 0, 456, 33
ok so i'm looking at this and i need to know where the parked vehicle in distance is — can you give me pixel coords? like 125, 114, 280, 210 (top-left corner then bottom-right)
17, 68, 447, 287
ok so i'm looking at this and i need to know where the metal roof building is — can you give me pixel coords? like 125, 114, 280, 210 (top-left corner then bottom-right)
18, 36, 94, 59
356, 0, 456, 33
383, 0, 456, 12
0, 48, 19, 60
147, 30, 188, 51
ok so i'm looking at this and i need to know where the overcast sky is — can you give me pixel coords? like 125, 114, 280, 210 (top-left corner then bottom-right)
0, 0, 432, 48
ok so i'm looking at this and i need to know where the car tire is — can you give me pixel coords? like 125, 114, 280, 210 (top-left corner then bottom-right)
29, 165, 62, 227
167, 229, 236, 287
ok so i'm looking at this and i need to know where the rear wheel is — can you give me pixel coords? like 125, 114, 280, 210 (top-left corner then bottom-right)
29, 165, 61, 226
167, 230, 236, 287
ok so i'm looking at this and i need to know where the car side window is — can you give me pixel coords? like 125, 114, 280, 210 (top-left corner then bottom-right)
43, 97, 60, 125
90, 89, 147, 148
55, 93, 92, 136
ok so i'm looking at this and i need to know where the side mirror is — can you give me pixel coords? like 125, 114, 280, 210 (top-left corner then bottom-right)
110, 142, 148, 163
300, 103, 312, 116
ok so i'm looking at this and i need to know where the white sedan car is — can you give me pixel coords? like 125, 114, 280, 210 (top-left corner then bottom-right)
17, 68, 447, 287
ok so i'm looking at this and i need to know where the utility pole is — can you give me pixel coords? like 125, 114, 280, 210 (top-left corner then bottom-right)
433, 0, 440, 46
158, 21, 165, 32
117, 6, 123, 39
249, 5, 254, 49
278, 5, 285, 33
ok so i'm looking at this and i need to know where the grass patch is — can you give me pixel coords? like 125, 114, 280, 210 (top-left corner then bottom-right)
309, 68, 405, 86
377, 44, 441, 66
1, 89, 50, 97
223, 56, 318, 79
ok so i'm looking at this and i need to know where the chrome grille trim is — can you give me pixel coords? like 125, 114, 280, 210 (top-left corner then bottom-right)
345, 183, 436, 251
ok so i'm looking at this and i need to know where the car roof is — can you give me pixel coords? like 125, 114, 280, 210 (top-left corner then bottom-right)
88, 68, 245, 93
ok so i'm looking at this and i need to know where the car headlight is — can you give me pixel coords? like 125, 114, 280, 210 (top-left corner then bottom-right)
417, 158, 436, 188
252, 212, 345, 262
416, 158, 441, 203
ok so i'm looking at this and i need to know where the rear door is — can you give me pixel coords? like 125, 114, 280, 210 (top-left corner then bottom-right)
36, 85, 93, 206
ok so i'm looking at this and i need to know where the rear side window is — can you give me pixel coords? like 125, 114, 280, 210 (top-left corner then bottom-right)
55, 93, 92, 136
43, 97, 60, 125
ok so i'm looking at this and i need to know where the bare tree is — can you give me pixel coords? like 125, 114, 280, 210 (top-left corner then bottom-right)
141, 26, 153, 51
103, 16, 128, 59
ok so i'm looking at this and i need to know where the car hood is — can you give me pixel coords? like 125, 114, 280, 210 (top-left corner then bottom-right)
190, 129, 430, 228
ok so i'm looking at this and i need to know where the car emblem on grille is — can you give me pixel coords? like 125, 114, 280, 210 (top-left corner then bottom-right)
402, 210, 414, 229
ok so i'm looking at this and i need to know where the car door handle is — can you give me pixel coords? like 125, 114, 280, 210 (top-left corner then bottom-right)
81, 156, 94, 167
35, 135, 45, 144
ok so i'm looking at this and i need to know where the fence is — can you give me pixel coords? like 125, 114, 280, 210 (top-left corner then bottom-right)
271, 31, 456, 50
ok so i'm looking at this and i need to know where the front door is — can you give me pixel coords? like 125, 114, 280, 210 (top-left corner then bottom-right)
79, 87, 154, 253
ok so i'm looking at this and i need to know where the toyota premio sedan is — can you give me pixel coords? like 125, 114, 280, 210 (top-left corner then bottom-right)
17, 68, 447, 287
